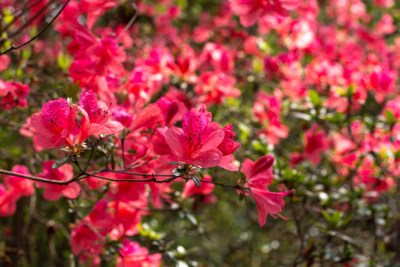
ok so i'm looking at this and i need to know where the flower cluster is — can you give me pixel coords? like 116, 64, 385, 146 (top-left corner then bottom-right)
29, 90, 123, 152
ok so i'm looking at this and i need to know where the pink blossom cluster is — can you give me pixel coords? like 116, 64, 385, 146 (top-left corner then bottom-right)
0, 80, 29, 110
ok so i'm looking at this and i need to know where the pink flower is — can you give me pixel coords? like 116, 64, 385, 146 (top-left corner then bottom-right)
303, 124, 329, 165
230, 0, 300, 27
156, 97, 187, 126
218, 125, 241, 156
0, 165, 34, 217
70, 223, 104, 258
167, 45, 198, 83
69, 34, 126, 100
130, 103, 163, 131
29, 98, 77, 149
77, 90, 124, 144
182, 174, 215, 198
0, 55, 10, 71
112, 105, 134, 128
80, 0, 118, 30
201, 43, 234, 73
0, 80, 29, 110
253, 92, 288, 145
55, 0, 81, 37
194, 72, 241, 105
0, 184, 18, 217
107, 199, 146, 239
250, 188, 293, 227
370, 68, 396, 94
37, 161, 80, 201
4, 165, 34, 198
118, 239, 162, 267
375, 14, 396, 35
163, 107, 225, 168
241, 155, 293, 227
353, 158, 395, 202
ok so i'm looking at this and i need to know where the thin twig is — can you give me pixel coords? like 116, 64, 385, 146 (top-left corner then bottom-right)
0, 0, 70, 55
115, 3, 138, 42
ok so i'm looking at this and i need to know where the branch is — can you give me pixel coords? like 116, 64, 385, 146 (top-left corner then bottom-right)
115, 3, 138, 42
0, 0, 70, 55
0, 169, 80, 185
0, 167, 243, 190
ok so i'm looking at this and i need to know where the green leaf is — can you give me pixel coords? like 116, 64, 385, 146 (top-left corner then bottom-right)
198, 172, 204, 180
309, 90, 321, 107
338, 214, 353, 228
331, 211, 342, 225
52, 156, 70, 169
238, 171, 246, 182
57, 53, 72, 70
172, 167, 185, 176
252, 140, 266, 153
192, 175, 201, 187
385, 110, 395, 125
321, 210, 332, 224
120, 128, 127, 139
238, 123, 250, 143
347, 84, 355, 96
167, 162, 180, 165
176, 0, 187, 9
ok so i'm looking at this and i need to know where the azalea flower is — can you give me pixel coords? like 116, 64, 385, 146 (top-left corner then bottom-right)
0, 165, 34, 217
303, 124, 329, 165
164, 107, 225, 168
29, 98, 77, 149
241, 155, 293, 227
77, 90, 124, 145
36, 161, 80, 201
182, 174, 215, 198
117, 239, 162, 267
230, 0, 300, 27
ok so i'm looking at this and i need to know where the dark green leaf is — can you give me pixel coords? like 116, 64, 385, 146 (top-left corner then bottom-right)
52, 156, 70, 169
386, 110, 395, 125
120, 128, 127, 139
192, 175, 201, 187
198, 172, 204, 179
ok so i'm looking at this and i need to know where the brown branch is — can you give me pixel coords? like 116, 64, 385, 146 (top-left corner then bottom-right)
9, 0, 54, 38
0, 168, 242, 189
0, 169, 81, 185
0, 0, 70, 55
115, 3, 138, 42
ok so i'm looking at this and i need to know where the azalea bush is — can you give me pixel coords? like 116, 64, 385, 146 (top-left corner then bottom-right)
1, 0, 400, 266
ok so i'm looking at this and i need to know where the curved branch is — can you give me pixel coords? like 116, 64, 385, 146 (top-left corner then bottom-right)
0, 169, 81, 185
0, 168, 242, 189
0, 0, 70, 55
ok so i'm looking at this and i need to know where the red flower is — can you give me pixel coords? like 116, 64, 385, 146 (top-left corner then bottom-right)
164, 107, 225, 168
117, 239, 162, 267
194, 72, 241, 105
37, 161, 80, 201
182, 174, 215, 198
241, 155, 293, 227
77, 90, 124, 145
303, 124, 329, 165
29, 98, 77, 149
230, 0, 300, 27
